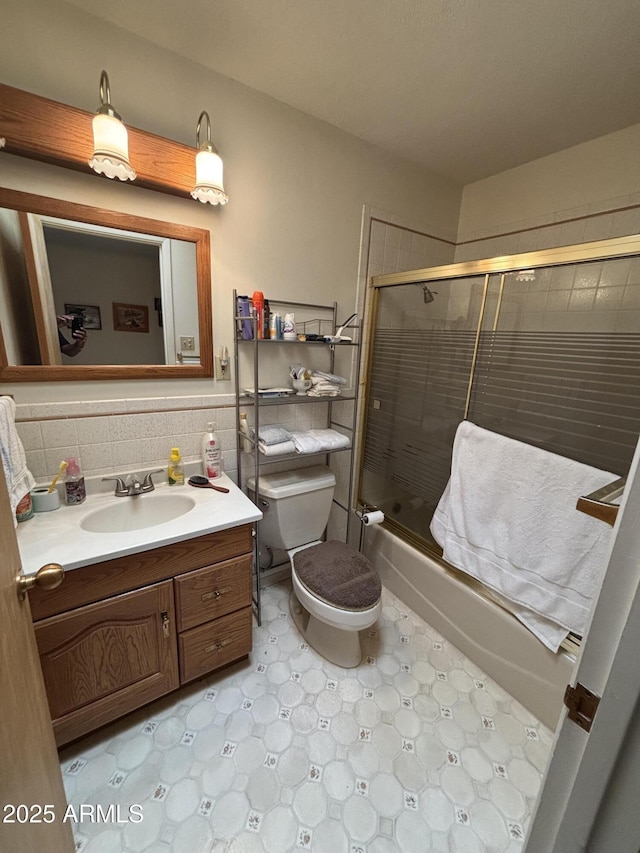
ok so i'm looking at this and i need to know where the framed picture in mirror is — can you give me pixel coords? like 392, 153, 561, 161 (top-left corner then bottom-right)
113, 303, 149, 333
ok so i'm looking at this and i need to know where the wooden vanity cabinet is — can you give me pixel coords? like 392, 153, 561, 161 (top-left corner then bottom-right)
28, 524, 253, 747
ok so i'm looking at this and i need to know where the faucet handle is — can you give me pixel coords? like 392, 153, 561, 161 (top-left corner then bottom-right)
102, 476, 127, 496
142, 469, 164, 491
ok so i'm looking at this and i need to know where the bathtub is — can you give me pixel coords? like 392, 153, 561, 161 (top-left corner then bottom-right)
364, 524, 574, 730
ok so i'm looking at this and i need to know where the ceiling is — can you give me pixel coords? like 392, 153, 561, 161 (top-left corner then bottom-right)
66, 0, 640, 185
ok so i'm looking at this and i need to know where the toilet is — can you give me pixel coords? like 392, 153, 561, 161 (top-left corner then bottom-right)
248, 465, 381, 667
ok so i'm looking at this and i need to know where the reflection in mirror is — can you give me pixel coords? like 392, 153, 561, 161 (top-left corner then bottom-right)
0, 188, 212, 382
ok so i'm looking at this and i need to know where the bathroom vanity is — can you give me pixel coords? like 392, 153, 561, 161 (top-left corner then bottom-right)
18, 476, 261, 747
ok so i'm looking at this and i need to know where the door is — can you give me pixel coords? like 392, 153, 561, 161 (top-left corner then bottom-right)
524, 434, 640, 851
0, 465, 74, 852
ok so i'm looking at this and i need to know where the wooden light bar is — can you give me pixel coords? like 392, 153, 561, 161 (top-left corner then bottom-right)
0, 82, 196, 199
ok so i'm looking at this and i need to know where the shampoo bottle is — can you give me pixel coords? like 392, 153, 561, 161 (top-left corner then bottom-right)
202, 423, 221, 479
239, 413, 252, 453
168, 447, 185, 486
64, 456, 86, 504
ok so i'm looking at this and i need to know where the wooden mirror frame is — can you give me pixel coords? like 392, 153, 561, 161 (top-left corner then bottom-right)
0, 187, 213, 382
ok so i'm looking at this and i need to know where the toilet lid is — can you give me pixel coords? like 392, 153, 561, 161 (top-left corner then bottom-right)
293, 540, 381, 611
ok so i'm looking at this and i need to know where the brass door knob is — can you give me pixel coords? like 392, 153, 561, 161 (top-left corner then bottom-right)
17, 562, 65, 600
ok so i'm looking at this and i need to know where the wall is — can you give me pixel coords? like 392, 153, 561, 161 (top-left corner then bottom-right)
455, 124, 640, 261
0, 0, 461, 486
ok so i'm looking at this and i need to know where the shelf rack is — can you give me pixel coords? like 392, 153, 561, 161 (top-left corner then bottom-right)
232, 291, 361, 624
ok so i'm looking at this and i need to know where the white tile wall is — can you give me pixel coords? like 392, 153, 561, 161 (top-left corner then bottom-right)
15, 395, 239, 486
455, 196, 640, 263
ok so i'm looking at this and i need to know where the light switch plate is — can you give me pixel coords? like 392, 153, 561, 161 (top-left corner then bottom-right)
180, 335, 195, 351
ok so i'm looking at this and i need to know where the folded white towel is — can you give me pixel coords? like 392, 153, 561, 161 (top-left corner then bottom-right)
311, 371, 347, 386
290, 429, 351, 454
0, 396, 35, 526
258, 439, 296, 457
431, 421, 615, 652
307, 382, 341, 397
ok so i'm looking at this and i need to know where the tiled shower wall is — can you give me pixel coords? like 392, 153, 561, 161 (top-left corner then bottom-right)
455, 193, 640, 262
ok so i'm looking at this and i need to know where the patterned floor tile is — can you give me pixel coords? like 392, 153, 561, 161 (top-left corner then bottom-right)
59, 581, 553, 851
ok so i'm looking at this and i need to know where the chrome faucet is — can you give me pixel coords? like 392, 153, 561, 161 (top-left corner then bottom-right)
102, 469, 163, 497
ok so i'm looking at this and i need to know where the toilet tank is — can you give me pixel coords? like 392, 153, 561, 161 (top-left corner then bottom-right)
248, 465, 336, 551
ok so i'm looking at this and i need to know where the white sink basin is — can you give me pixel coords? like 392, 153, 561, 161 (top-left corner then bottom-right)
81, 494, 197, 533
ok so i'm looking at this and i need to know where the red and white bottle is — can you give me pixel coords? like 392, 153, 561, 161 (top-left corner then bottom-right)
202, 422, 221, 479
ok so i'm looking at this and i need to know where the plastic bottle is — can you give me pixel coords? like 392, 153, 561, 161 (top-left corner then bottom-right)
201, 423, 221, 479
263, 299, 271, 339
239, 413, 252, 453
168, 447, 185, 486
15, 492, 34, 522
283, 312, 296, 341
64, 457, 86, 504
252, 291, 264, 340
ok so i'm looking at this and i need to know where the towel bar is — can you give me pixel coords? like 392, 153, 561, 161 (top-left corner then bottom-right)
576, 476, 626, 526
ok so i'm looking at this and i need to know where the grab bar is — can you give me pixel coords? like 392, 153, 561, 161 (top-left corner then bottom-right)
576, 476, 626, 527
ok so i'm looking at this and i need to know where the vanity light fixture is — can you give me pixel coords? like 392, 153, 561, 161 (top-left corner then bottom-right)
191, 111, 228, 205
88, 70, 136, 182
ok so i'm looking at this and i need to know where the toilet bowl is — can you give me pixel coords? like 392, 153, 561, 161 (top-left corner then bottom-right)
289, 540, 381, 667
248, 466, 381, 667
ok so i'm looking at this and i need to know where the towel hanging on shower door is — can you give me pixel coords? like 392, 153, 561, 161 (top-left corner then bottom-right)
430, 420, 616, 652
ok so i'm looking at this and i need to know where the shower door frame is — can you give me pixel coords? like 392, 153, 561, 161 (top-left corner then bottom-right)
356, 232, 640, 548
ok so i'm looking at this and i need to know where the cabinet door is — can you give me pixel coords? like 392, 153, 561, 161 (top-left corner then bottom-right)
34, 581, 178, 747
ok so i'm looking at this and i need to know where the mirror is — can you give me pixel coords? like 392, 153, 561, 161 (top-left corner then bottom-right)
0, 187, 213, 381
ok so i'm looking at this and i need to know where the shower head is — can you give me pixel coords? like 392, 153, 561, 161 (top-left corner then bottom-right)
420, 284, 437, 304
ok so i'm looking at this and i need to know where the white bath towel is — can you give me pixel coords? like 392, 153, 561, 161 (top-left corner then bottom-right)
258, 439, 296, 457
430, 421, 616, 652
307, 382, 341, 397
0, 396, 35, 526
311, 370, 347, 386
290, 429, 351, 454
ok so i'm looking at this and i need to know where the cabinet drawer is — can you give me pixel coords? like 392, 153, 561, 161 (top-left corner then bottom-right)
174, 554, 252, 632
179, 606, 252, 684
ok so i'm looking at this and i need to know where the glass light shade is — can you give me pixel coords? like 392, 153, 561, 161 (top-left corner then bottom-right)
89, 113, 136, 181
191, 149, 228, 205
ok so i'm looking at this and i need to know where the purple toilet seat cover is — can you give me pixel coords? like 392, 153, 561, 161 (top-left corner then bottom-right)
293, 540, 381, 611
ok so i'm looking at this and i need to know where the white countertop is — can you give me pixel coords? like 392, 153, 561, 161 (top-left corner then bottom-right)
17, 473, 262, 577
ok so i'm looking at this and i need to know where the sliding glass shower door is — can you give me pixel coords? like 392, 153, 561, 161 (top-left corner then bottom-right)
359, 241, 640, 554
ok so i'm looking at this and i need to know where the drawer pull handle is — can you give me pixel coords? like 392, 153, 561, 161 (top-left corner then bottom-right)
204, 638, 232, 653
202, 587, 230, 602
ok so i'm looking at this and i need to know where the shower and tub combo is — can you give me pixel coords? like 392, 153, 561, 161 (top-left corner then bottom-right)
357, 234, 640, 728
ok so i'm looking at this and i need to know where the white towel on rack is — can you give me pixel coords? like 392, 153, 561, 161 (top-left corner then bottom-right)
0, 396, 35, 526
430, 421, 616, 652
258, 439, 296, 457
307, 382, 341, 397
291, 429, 351, 454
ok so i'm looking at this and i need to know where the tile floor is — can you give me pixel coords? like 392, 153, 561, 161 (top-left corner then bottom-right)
60, 581, 554, 852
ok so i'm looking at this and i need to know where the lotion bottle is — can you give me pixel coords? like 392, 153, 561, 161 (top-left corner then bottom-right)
239, 413, 252, 453
202, 422, 221, 479
168, 447, 184, 486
